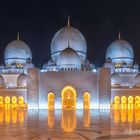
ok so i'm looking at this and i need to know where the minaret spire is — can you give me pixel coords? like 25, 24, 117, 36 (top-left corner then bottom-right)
67, 16, 70, 27
17, 32, 20, 40
118, 31, 121, 40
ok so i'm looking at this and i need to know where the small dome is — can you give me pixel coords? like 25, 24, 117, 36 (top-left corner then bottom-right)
42, 63, 48, 69
4, 40, 32, 64
0, 75, 4, 87
106, 39, 134, 65
106, 57, 112, 63
133, 63, 139, 69
0, 64, 4, 69
51, 26, 87, 60
47, 59, 55, 66
57, 48, 81, 67
17, 73, 27, 87
111, 73, 121, 84
122, 63, 128, 68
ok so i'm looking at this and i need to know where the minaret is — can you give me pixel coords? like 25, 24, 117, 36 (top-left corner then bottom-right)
67, 16, 70, 27
118, 31, 121, 40
17, 32, 20, 40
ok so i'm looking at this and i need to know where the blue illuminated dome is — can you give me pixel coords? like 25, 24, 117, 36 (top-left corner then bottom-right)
106, 39, 134, 66
57, 48, 81, 70
51, 26, 87, 61
4, 39, 32, 65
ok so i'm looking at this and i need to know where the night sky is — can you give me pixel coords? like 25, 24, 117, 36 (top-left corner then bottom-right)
0, 0, 140, 68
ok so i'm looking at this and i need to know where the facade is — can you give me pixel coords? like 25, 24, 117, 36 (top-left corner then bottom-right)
0, 19, 139, 110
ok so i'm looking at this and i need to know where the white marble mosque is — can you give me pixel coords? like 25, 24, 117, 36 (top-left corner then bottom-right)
0, 17, 140, 110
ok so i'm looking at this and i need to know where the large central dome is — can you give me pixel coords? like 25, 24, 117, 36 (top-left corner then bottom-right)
4, 39, 32, 65
51, 25, 87, 61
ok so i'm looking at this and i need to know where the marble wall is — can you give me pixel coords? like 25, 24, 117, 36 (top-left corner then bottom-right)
39, 71, 99, 109
27, 68, 39, 109
98, 68, 111, 108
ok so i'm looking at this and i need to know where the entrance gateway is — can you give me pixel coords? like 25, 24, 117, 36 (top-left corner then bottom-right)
47, 86, 91, 110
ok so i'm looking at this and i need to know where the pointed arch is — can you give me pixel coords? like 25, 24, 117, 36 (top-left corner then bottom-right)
121, 96, 127, 109
12, 96, 17, 104
18, 96, 26, 108
83, 92, 90, 109
114, 96, 120, 104
128, 96, 134, 109
0, 96, 3, 108
48, 92, 55, 110
61, 86, 77, 110
5, 96, 10, 104
128, 96, 133, 104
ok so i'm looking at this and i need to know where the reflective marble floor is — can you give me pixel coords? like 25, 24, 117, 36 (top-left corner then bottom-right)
0, 109, 140, 140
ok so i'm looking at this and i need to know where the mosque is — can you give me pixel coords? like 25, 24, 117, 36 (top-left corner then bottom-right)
0, 17, 140, 110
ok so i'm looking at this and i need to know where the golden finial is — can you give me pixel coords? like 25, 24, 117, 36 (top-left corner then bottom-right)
17, 32, 20, 40
67, 16, 70, 27
118, 31, 121, 40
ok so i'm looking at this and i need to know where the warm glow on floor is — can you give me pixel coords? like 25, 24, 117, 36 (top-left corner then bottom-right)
48, 110, 55, 127
61, 110, 76, 132
83, 110, 90, 127
0, 109, 26, 124
112, 109, 140, 123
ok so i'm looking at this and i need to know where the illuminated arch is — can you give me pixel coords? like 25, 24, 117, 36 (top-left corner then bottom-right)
0, 96, 3, 104
135, 96, 140, 104
0, 96, 3, 108
128, 96, 134, 109
18, 96, 26, 108
48, 92, 55, 110
114, 96, 120, 104
5, 96, 10, 104
112, 96, 120, 110
121, 96, 127, 104
83, 92, 90, 109
18, 96, 24, 104
128, 96, 133, 104
135, 96, 140, 109
12, 96, 17, 104
121, 96, 127, 109
61, 86, 77, 110
5, 96, 10, 108
12, 96, 17, 109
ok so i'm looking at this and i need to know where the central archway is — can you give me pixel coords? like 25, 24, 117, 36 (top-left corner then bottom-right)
61, 86, 77, 110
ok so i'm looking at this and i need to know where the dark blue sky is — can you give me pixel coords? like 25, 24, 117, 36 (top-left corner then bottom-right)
0, 0, 140, 68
